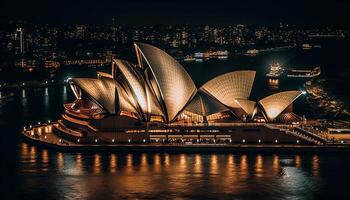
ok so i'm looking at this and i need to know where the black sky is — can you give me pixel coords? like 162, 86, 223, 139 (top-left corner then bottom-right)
1, 0, 349, 25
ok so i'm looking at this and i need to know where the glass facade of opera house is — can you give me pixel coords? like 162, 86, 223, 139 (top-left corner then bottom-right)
24, 43, 318, 145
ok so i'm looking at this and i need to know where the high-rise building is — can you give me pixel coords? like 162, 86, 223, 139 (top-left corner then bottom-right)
15, 28, 24, 54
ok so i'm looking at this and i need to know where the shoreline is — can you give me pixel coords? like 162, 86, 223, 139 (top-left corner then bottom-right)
21, 131, 350, 153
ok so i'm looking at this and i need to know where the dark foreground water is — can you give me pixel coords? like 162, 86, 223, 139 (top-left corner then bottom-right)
1, 39, 350, 199
5, 146, 350, 200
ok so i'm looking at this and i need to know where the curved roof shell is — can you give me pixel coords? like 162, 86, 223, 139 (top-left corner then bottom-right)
114, 59, 163, 117
70, 77, 116, 114
259, 90, 302, 121
115, 82, 140, 115
134, 42, 196, 122
235, 99, 257, 118
200, 71, 256, 108
184, 92, 229, 117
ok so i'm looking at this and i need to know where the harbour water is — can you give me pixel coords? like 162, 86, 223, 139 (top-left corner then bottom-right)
6, 145, 350, 199
1, 39, 350, 199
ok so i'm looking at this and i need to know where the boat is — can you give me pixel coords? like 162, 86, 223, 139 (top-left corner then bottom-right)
244, 49, 259, 56
302, 44, 313, 50
287, 66, 321, 78
266, 62, 284, 77
183, 55, 196, 62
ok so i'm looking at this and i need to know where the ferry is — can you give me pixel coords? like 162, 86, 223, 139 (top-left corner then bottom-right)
287, 66, 321, 78
244, 49, 259, 56
266, 62, 284, 77
183, 55, 196, 62
302, 44, 313, 50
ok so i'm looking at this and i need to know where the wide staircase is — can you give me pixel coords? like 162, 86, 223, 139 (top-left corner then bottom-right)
265, 124, 329, 145
293, 127, 329, 144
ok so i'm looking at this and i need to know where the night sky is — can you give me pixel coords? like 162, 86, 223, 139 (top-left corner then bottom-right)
1, 0, 349, 25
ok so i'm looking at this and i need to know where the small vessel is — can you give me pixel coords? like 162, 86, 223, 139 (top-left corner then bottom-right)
302, 44, 312, 50
244, 49, 259, 56
183, 55, 195, 62
266, 62, 284, 77
287, 66, 321, 78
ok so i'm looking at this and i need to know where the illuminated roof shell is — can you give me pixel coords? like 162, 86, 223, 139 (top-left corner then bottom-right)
235, 99, 257, 118
200, 71, 256, 108
259, 90, 302, 121
114, 59, 163, 117
70, 77, 116, 114
97, 71, 113, 79
184, 92, 229, 116
134, 42, 197, 122
115, 82, 140, 115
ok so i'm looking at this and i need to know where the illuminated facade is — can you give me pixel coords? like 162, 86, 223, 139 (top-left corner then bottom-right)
65, 43, 303, 128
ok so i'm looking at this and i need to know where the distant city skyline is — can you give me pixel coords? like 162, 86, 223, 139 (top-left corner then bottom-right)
1, 0, 349, 25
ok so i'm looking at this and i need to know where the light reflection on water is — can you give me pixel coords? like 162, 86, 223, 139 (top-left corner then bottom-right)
17, 143, 329, 199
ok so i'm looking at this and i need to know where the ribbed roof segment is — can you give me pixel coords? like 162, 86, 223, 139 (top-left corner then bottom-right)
235, 99, 257, 117
97, 71, 113, 79
71, 77, 116, 114
185, 92, 228, 116
115, 82, 139, 115
135, 42, 196, 122
200, 71, 256, 108
115, 59, 163, 116
259, 90, 302, 121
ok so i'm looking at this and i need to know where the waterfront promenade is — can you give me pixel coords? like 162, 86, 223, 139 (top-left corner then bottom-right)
21, 122, 350, 152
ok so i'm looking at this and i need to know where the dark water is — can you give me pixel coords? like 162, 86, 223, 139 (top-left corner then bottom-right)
7, 146, 350, 199
1, 39, 350, 199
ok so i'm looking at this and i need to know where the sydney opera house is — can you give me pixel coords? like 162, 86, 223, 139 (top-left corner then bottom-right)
25, 43, 320, 146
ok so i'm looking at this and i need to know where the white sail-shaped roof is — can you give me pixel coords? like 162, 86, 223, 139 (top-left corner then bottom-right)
134, 43, 196, 122
114, 59, 163, 116
70, 77, 116, 114
235, 99, 257, 118
200, 71, 256, 108
185, 92, 228, 116
115, 82, 139, 115
259, 90, 302, 121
